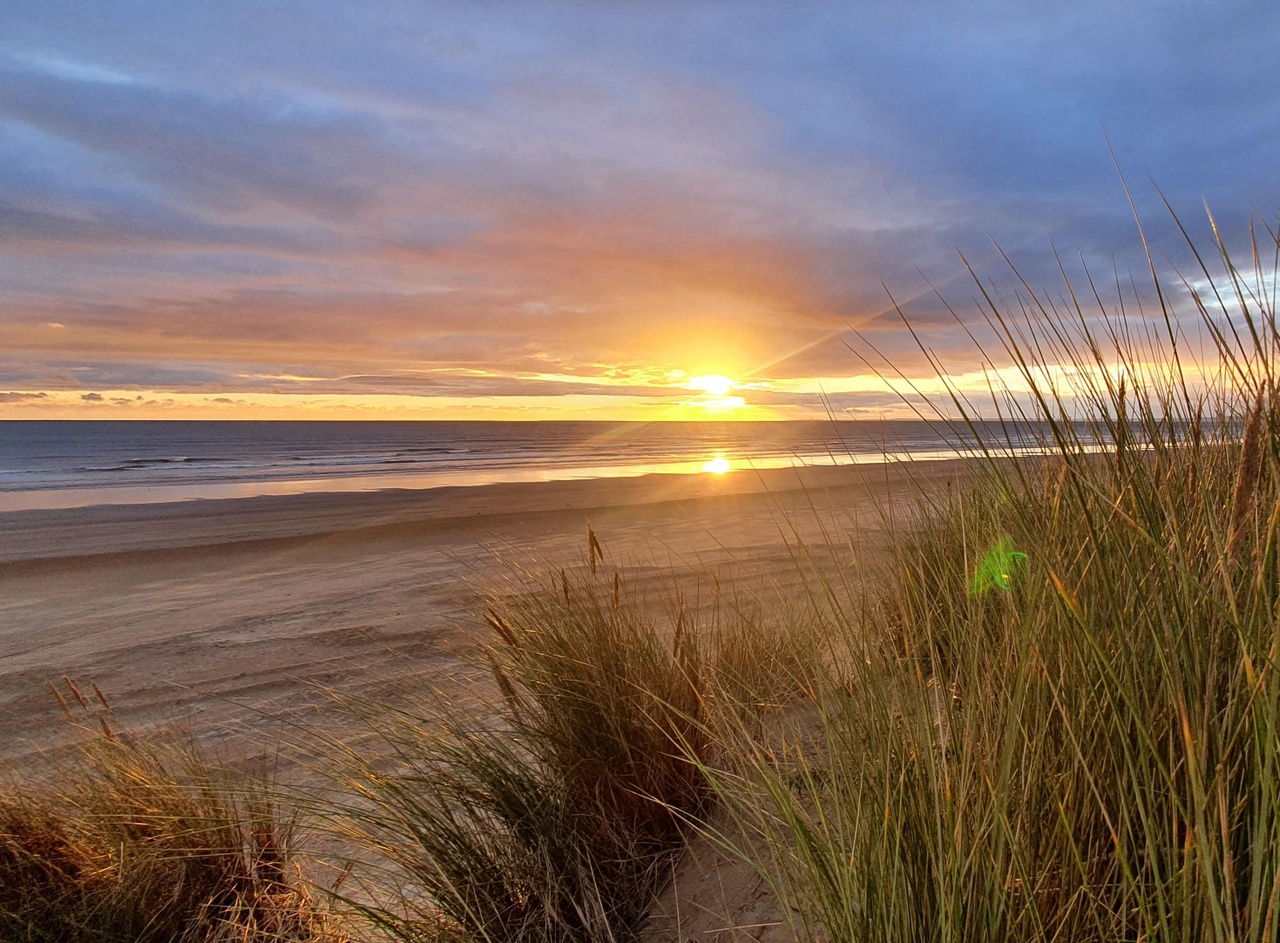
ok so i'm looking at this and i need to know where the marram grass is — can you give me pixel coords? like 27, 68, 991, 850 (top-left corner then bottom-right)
308, 556, 828, 942
310, 560, 720, 943
0, 682, 340, 943
701, 208, 1280, 943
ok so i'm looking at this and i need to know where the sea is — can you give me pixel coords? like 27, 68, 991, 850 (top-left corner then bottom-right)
0, 420, 1046, 513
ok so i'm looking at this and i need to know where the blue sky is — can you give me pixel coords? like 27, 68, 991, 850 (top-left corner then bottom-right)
2, 1, 1277, 418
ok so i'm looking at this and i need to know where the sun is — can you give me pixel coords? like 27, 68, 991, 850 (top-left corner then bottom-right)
687, 374, 735, 397
672, 373, 748, 417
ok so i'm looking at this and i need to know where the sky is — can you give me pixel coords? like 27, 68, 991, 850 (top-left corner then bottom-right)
1, 0, 1278, 420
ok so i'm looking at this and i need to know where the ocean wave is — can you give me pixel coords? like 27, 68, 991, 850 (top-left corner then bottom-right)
3, 419, 1069, 504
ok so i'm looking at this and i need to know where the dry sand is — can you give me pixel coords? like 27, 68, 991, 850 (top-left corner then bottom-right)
0, 459, 967, 939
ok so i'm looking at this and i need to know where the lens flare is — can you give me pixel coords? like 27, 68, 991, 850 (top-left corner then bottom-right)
970, 538, 1028, 594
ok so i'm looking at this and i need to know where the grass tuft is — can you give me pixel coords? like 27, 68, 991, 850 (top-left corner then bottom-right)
318, 559, 728, 943
0, 683, 338, 942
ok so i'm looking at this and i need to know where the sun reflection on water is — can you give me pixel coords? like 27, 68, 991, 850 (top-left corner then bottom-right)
701, 456, 732, 475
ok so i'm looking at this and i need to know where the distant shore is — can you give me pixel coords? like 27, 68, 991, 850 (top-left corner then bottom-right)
0, 460, 968, 767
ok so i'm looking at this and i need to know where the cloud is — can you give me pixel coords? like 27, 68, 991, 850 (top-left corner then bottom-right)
80, 391, 102, 400
0, 390, 47, 402
0, 64, 396, 218
0, 1, 1278, 411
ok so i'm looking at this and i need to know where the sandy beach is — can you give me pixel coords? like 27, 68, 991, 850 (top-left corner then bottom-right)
0, 460, 965, 768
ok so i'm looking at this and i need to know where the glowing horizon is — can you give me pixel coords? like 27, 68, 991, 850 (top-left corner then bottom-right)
0, 354, 1246, 422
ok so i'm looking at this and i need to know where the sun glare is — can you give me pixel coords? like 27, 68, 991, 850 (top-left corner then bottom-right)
701, 456, 732, 474
688, 374, 735, 397
682, 373, 747, 415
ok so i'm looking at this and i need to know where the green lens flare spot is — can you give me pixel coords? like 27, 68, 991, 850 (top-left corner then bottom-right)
971, 538, 1028, 595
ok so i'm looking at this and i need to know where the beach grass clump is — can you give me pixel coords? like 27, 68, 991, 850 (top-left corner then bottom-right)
0, 682, 337, 943
485, 557, 715, 846
704, 210, 1280, 942
323, 553, 720, 943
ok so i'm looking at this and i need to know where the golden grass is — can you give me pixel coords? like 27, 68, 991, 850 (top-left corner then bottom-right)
695, 206, 1280, 943
0, 682, 342, 943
